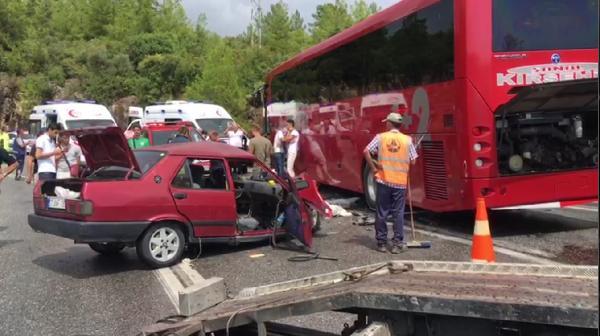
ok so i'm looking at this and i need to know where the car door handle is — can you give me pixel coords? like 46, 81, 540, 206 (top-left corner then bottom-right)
173, 192, 187, 200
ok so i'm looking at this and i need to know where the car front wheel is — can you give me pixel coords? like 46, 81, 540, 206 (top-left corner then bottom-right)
137, 223, 185, 268
88, 242, 126, 255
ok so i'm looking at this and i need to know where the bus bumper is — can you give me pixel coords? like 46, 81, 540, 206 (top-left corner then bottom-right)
470, 169, 598, 210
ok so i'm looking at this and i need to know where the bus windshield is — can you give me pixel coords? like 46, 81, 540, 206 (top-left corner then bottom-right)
65, 119, 116, 129
493, 0, 599, 52
196, 119, 231, 134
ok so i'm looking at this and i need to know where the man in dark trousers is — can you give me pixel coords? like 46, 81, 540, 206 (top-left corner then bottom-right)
363, 112, 418, 254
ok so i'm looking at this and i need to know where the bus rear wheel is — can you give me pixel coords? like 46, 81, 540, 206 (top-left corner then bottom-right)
363, 165, 377, 210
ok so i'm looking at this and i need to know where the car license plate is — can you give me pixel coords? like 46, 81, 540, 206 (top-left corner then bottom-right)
47, 197, 66, 210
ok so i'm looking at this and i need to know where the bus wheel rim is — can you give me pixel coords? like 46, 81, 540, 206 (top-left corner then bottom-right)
367, 169, 376, 203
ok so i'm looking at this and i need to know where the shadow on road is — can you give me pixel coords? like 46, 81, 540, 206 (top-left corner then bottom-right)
318, 184, 598, 238
0, 239, 24, 249
417, 210, 598, 238
32, 246, 148, 279
185, 240, 272, 260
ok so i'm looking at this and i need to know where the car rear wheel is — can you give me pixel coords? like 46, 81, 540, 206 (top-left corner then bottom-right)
363, 164, 377, 210
88, 242, 126, 255
136, 223, 185, 268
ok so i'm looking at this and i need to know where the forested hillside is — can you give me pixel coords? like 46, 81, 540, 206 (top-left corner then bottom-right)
0, 0, 378, 127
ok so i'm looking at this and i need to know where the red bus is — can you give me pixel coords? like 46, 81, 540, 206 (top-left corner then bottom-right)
265, 0, 598, 212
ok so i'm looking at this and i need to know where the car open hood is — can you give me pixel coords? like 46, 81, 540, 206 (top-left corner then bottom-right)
499, 78, 598, 114
65, 127, 141, 173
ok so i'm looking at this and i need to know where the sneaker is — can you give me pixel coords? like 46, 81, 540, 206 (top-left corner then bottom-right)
390, 244, 406, 254
376, 244, 388, 253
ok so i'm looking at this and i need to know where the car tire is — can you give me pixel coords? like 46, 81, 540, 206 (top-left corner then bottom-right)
88, 242, 126, 255
136, 222, 185, 268
363, 164, 377, 210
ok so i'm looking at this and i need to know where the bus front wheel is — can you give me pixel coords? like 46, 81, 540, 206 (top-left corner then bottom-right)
363, 165, 377, 210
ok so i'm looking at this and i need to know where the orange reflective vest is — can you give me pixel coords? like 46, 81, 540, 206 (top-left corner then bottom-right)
375, 131, 411, 186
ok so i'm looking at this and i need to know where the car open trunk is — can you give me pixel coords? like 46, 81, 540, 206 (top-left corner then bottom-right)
40, 179, 84, 198
36, 127, 142, 206
495, 79, 598, 176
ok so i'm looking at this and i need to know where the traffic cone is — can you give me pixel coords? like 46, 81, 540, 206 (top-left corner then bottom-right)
471, 197, 495, 263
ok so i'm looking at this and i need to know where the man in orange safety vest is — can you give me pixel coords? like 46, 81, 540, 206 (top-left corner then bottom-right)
363, 112, 418, 254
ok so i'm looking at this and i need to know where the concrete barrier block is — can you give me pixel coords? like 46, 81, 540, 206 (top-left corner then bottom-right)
178, 277, 226, 316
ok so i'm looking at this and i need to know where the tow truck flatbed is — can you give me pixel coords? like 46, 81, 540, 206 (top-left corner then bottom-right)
141, 261, 598, 336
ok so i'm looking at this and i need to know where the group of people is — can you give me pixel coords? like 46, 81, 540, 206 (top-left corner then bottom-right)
0, 123, 82, 188
1, 125, 37, 184
1, 109, 420, 253
123, 119, 301, 180
244, 119, 299, 179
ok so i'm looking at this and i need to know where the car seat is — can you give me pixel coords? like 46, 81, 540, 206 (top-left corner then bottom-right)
189, 164, 205, 188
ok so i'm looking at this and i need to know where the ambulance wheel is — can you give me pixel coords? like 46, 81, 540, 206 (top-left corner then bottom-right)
137, 222, 185, 268
89, 242, 125, 255
363, 164, 377, 210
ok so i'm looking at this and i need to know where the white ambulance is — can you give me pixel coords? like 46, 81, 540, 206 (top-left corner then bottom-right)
143, 100, 235, 135
28, 100, 117, 134
127, 106, 143, 125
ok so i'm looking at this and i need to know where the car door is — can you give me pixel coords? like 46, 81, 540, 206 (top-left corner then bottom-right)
283, 175, 313, 248
169, 157, 237, 237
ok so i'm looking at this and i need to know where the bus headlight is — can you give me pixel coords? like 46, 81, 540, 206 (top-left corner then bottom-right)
474, 159, 484, 167
473, 143, 482, 152
509, 155, 523, 172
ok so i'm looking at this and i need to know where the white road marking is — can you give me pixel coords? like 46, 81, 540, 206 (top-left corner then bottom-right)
411, 228, 563, 265
389, 221, 564, 265
566, 206, 598, 212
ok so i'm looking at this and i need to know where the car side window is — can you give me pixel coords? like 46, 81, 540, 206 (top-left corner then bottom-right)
172, 163, 192, 189
172, 159, 229, 190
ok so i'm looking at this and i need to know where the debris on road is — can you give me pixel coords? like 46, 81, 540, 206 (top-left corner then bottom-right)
326, 197, 360, 208
328, 203, 353, 217
250, 253, 265, 259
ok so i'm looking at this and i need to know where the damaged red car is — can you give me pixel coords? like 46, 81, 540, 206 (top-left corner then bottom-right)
28, 127, 331, 268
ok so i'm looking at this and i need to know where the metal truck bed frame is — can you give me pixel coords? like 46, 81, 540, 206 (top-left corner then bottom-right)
141, 261, 598, 336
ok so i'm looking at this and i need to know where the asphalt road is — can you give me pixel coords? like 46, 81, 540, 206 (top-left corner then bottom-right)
0, 178, 175, 336
0, 176, 596, 335
190, 186, 598, 333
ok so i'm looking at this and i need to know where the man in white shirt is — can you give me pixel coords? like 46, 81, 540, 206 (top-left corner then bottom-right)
56, 134, 82, 179
272, 123, 286, 177
226, 122, 246, 149
283, 119, 300, 179
35, 123, 62, 181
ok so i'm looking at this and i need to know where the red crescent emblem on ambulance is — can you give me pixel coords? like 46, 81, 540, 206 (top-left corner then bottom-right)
68, 109, 79, 118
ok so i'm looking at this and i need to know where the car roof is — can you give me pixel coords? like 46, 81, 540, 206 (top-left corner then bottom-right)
140, 141, 255, 160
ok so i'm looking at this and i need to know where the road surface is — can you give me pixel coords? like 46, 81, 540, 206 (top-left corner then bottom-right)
0, 178, 174, 336
0, 178, 596, 335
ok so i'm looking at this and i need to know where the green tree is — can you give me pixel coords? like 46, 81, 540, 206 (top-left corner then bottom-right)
83, 0, 115, 39
20, 74, 55, 112
310, 0, 353, 42
185, 41, 245, 117
351, 0, 380, 22
128, 33, 175, 66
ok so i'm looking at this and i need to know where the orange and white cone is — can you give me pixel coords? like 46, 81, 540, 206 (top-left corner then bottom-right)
471, 197, 496, 263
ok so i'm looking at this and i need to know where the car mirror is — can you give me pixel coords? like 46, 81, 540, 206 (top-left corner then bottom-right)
295, 179, 309, 191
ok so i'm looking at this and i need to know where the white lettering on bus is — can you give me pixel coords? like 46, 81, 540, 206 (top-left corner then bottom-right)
496, 62, 598, 87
